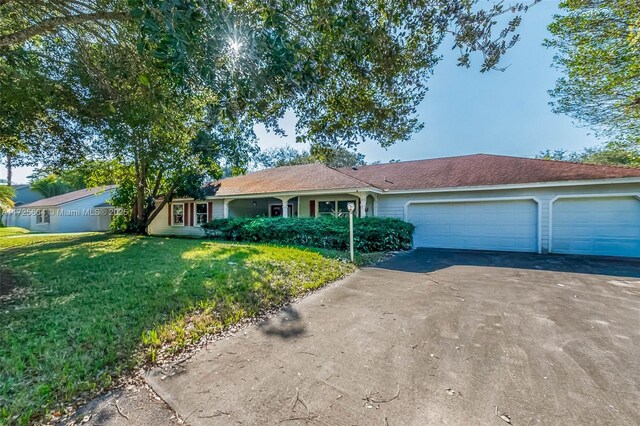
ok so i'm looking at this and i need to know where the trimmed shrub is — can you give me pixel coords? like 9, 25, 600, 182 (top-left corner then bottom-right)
201, 216, 414, 252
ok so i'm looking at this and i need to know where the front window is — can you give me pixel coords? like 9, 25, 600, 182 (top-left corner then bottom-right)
172, 204, 184, 226
36, 210, 50, 224
195, 203, 208, 225
317, 200, 357, 217
318, 201, 336, 216
337, 201, 352, 217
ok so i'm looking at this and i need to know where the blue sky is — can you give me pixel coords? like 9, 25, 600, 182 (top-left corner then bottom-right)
4, 1, 598, 184
256, 0, 598, 162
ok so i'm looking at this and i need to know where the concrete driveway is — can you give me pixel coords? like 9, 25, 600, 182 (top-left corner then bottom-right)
146, 249, 640, 425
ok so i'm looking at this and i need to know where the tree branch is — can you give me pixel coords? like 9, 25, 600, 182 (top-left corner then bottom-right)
145, 183, 177, 230
0, 11, 131, 47
151, 169, 164, 199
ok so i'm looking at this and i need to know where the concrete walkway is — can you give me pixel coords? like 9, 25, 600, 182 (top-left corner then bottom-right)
145, 249, 640, 425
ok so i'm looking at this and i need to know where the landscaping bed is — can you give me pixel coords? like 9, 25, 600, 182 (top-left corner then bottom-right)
201, 216, 415, 252
0, 233, 355, 424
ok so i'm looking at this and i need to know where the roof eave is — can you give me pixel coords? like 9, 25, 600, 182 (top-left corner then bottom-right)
17, 187, 115, 208
167, 186, 382, 201
381, 176, 640, 194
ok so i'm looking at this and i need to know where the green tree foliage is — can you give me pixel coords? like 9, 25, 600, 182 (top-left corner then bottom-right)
546, 0, 640, 145
537, 141, 640, 167
0, 185, 15, 225
255, 145, 366, 168
28, 159, 121, 199
1, 0, 539, 233
131, 0, 537, 148
66, 38, 256, 232
0, 46, 86, 185
0, 1, 130, 48
29, 175, 74, 198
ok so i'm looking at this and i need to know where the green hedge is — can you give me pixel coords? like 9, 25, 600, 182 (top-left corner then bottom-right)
201, 216, 414, 252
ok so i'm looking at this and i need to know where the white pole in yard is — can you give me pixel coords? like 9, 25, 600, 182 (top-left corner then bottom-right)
347, 202, 355, 262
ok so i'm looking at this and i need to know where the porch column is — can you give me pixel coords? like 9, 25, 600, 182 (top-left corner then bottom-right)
371, 194, 378, 217
278, 196, 292, 218
357, 194, 368, 217
223, 199, 232, 218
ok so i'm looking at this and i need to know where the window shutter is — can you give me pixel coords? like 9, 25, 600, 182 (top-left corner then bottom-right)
208, 202, 213, 221
309, 200, 316, 217
190, 202, 195, 226
168, 203, 172, 225
184, 203, 189, 226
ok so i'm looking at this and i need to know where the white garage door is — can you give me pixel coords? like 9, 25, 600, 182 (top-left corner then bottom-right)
407, 199, 539, 253
551, 196, 640, 258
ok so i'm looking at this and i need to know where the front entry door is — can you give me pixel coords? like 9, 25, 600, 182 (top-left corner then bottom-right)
270, 204, 283, 217
270, 204, 294, 217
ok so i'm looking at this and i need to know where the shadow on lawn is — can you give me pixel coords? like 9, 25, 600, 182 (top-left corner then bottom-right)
0, 234, 329, 423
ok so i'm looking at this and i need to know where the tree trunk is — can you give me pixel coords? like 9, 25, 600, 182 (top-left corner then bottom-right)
6, 154, 12, 186
127, 165, 175, 234
144, 184, 176, 229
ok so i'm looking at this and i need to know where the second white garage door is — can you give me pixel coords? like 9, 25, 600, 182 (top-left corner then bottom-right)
551, 196, 640, 258
407, 199, 539, 253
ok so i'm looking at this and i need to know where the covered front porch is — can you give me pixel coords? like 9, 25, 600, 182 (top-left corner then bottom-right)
222, 192, 376, 218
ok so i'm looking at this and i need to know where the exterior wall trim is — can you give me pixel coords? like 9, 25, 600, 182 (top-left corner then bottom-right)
548, 193, 640, 254
404, 196, 543, 254
195, 187, 378, 201
167, 178, 640, 202
171, 202, 185, 227
381, 177, 640, 195
194, 201, 208, 227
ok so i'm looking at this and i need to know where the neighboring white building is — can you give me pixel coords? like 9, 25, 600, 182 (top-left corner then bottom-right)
148, 154, 640, 259
5, 186, 117, 233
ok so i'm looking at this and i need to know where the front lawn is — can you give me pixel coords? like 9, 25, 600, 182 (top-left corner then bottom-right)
0, 227, 30, 237
0, 233, 354, 424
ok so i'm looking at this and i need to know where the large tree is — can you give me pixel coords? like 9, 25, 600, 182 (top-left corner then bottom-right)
545, 0, 640, 145
2, 0, 539, 232
64, 36, 257, 232
0, 46, 86, 184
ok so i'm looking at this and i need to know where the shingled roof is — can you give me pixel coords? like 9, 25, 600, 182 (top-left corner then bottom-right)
336, 154, 640, 191
210, 154, 640, 196
213, 163, 373, 196
20, 186, 116, 208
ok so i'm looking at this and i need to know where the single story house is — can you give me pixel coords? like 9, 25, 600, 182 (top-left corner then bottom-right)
148, 154, 640, 258
5, 185, 117, 232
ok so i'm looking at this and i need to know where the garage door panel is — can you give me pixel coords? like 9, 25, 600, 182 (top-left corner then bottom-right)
408, 200, 538, 253
551, 197, 640, 258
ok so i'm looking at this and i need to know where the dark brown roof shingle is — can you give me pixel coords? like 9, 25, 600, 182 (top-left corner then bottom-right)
336, 154, 640, 191
213, 163, 373, 196
209, 154, 640, 196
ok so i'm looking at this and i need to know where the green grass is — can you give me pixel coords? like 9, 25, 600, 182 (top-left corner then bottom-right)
0, 227, 30, 237
0, 233, 355, 424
